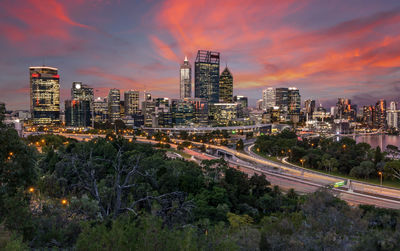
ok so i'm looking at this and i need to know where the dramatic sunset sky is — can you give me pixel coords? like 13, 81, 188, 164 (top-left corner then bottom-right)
1, 0, 400, 110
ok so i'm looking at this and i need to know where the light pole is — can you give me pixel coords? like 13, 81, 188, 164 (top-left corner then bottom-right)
378, 171, 383, 186
300, 158, 305, 175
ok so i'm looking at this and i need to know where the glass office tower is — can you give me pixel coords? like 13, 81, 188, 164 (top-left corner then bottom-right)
194, 50, 220, 103
30, 66, 60, 125
108, 89, 121, 122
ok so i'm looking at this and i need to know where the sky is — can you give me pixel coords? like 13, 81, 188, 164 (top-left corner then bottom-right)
1, 0, 400, 110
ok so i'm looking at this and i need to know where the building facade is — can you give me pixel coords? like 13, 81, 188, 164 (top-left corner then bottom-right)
180, 57, 192, 99
262, 87, 276, 110
124, 90, 139, 116
30, 66, 60, 125
65, 99, 91, 127
93, 97, 108, 123
194, 50, 220, 103
212, 103, 238, 126
219, 67, 233, 103
375, 99, 387, 129
387, 101, 399, 130
71, 82, 93, 101
304, 99, 316, 121
108, 89, 121, 122
275, 88, 289, 112
336, 98, 357, 121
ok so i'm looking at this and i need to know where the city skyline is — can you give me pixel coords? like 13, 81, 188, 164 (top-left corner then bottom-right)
1, 0, 400, 110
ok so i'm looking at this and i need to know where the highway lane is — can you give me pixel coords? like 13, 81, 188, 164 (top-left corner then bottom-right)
49, 133, 400, 209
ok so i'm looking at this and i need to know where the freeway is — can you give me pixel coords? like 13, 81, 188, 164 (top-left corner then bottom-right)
50, 132, 400, 209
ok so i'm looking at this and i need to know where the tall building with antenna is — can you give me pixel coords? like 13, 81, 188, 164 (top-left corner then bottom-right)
180, 56, 192, 99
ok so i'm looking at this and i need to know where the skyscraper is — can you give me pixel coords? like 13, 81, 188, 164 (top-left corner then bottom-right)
304, 99, 316, 121
30, 66, 60, 125
65, 82, 92, 127
262, 88, 276, 110
108, 89, 121, 122
180, 57, 192, 99
71, 82, 93, 101
194, 50, 220, 103
375, 99, 387, 129
142, 92, 155, 127
387, 101, 399, 130
219, 67, 233, 103
288, 87, 301, 115
275, 88, 289, 112
93, 97, 108, 123
336, 98, 357, 121
65, 99, 91, 127
124, 90, 140, 116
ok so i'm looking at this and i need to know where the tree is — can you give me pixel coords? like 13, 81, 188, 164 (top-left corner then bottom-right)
374, 146, 384, 166
384, 160, 400, 181
350, 161, 375, 179
386, 145, 399, 159
236, 139, 244, 151
54, 139, 191, 220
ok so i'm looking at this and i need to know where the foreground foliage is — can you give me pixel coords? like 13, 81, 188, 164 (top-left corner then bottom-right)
1, 126, 400, 249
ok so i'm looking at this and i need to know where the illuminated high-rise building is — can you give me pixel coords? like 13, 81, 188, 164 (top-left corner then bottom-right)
288, 87, 301, 115
336, 98, 357, 121
194, 50, 220, 103
387, 101, 399, 130
108, 89, 121, 122
29, 66, 60, 125
71, 82, 93, 101
262, 87, 276, 110
124, 90, 140, 116
65, 99, 91, 127
180, 57, 192, 99
275, 88, 288, 112
65, 82, 92, 127
375, 99, 386, 129
142, 92, 155, 127
219, 67, 233, 103
304, 99, 316, 121
93, 97, 108, 123
363, 105, 375, 128
234, 95, 248, 108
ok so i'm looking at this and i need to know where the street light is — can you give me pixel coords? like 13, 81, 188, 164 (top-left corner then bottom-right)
61, 199, 68, 206
378, 171, 383, 186
300, 158, 305, 168
28, 187, 35, 193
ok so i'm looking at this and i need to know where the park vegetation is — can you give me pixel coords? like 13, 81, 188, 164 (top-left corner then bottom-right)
255, 129, 400, 183
1, 120, 400, 249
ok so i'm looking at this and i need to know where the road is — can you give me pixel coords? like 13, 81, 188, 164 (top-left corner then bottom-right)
49, 132, 400, 209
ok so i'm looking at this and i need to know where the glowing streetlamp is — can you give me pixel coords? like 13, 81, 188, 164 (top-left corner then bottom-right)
28, 187, 35, 193
300, 158, 305, 168
378, 171, 383, 186
61, 199, 68, 206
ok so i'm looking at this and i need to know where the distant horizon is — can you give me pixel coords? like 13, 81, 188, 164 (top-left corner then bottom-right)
1, 0, 400, 109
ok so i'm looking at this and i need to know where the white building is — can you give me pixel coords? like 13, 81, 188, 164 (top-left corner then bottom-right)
262, 87, 276, 110
387, 101, 399, 129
